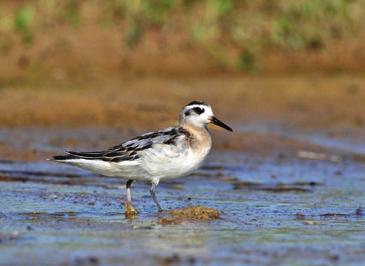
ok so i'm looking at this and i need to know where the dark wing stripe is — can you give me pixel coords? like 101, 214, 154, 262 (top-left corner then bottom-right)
53, 154, 77, 160
134, 143, 153, 151
68, 151, 105, 158
111, 155, 139, 162
103, 150, 127, 157
163, 134, 179, 145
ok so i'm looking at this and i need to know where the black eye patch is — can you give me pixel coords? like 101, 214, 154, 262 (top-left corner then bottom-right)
193, 107, 204, 114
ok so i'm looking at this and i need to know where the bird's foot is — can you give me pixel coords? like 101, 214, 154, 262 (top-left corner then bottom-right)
124, 202, 138, 218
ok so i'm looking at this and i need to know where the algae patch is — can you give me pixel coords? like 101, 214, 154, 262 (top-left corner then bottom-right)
158, 205, 220, 225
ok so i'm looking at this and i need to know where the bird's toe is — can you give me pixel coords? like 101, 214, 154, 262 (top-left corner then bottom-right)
124, 202, 138, 218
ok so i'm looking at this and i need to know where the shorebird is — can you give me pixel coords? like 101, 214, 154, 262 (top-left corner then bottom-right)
52, 101, 232, 215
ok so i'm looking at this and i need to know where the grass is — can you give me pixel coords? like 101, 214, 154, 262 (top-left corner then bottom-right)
0, 0, 364, 72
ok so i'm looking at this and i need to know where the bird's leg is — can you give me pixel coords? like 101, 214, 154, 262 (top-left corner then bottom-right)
126, 179, 133, 203
150, 180, 163, 212
124, 179, 138, 217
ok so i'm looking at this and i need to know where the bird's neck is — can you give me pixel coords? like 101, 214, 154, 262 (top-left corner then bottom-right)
181, 122, 207, 135
181, 123, 212, 152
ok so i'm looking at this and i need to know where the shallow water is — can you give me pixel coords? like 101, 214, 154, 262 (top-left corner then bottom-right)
0, 127, 365, 266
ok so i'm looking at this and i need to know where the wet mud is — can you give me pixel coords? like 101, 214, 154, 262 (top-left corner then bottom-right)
0, 123, 365, 266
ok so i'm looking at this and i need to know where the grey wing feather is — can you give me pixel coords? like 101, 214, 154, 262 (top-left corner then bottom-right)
66, 127, 187, 162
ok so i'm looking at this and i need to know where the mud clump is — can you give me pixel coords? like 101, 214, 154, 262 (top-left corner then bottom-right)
124, 202, 138, 219
158, 205, 220, 225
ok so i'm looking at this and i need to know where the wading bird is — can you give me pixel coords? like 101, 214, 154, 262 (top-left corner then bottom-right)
52, 101, 232, 215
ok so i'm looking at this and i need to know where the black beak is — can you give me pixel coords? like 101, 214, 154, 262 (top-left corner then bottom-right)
210, 116, 233, 132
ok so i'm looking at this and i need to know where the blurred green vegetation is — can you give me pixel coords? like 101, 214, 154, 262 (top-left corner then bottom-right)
0, 0, 364, 71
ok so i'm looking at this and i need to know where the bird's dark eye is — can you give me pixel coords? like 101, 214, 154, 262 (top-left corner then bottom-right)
193, 107, 204, 114
184, 110, 191, 116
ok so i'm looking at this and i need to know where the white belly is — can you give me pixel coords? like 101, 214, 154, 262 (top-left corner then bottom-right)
141, 143, 211, 180
63, 158, 148, 179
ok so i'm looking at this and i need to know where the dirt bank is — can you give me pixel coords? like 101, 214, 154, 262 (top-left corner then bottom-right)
1, 74, 365, 130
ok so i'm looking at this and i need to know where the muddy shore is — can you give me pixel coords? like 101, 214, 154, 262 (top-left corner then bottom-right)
0, 74, 365, 265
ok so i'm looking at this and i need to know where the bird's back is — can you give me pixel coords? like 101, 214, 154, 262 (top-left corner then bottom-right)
52, 126, 211, 181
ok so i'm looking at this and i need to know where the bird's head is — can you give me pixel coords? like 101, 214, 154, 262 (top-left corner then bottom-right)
179, 101, 232, 132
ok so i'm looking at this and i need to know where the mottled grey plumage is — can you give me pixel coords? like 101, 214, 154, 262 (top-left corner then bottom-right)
54, 127, 191, 163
